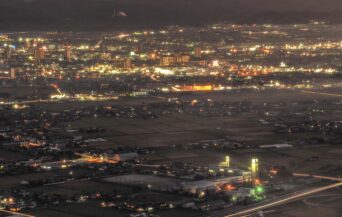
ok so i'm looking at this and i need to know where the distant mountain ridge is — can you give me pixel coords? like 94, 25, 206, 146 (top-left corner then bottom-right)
1, 0, 342, 31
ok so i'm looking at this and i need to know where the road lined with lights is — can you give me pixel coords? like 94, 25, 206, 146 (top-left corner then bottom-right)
208, 182, 342, 217
293, 173, 342, 182
302, 90, 342, 97
0, 210, 35, 217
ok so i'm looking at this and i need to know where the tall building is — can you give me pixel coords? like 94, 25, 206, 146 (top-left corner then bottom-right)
29, 41, 37, 54
35, 46, 46, 61
10, 68, 16, 79
194, 47, 202, 58
251, 158, 259, 179
123, 58, 132, 70
100, 43, 108, 53
25, 39, 31, 50
4, 45, 13, 60
65, 45, 72, 62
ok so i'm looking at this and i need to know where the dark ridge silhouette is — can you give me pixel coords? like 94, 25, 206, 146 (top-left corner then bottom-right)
1, 0, 342, 31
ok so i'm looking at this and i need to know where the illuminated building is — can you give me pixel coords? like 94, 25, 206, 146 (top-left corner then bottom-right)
211, 60, 220, 67
0, 70, 9, 79
35, 46, 46, 61
219, 155, 230, 167
176, 53, 190, 64
182, 55, 190, 63
160, 55, 175, 66
10, 68, 16, 79
65, 45, 72, 62
194, 46, 202, 58
251, 158, 259, 178
280, 62, 287, 67
0, 67, 16, 79
123, 58, 132, 70
100, 53, 112, 61
147, 51, 158, 60
25, 39, 31, 50
4, 45, 13, 60
0, 34, 9, 41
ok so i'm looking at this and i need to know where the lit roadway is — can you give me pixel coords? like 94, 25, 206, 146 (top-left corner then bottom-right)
293, 173, 342, 182
0, 209, 35, 217
302, 90, 342, 97
209, 182, 342, 217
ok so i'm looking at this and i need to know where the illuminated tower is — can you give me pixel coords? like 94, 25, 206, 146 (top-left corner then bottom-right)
10, 68, 16, 79
25, 39, 31, 50
194, 47, 202, 58
123, 58, 132, 70
35, 46, 46, 61
65, 45, 72, 62
251, 158, 259, 178
4, 45, 14, 60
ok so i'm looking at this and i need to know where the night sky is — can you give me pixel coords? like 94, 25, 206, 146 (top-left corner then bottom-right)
1, 0, 342, 30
